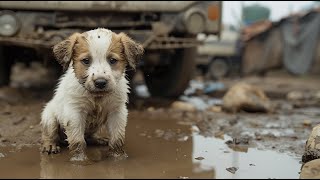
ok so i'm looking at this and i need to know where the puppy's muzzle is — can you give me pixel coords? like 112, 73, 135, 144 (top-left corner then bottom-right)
94, 78, 108, 89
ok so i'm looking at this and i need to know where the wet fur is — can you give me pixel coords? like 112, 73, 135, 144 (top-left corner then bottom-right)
41, 28, 144, 159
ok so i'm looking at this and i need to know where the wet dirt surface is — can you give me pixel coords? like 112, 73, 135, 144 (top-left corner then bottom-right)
0, 112, 301, 179
0, 64, 319, 178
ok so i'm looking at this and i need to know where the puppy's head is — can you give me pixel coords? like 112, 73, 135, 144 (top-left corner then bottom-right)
53, 28, 144, 96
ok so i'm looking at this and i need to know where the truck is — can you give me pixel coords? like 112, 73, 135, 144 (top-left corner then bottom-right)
0, 1, 222, 97
197, 25, 241, 79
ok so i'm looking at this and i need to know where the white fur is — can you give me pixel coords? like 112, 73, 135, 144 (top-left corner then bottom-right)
40, 28, 130, 156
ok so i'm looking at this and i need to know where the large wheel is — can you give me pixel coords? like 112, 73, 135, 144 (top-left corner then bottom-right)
143, 47, 196, 97
0, 46, 12, 87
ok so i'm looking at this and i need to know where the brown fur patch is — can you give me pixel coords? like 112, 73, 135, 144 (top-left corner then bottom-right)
71, 35, 90, 84
53, 33, 82, 71
107, 33, 129, 74
110, 32, 144, 70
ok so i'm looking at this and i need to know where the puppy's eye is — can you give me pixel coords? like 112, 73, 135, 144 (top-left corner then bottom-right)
81, 58, 90, 65
109, 58, 118, 65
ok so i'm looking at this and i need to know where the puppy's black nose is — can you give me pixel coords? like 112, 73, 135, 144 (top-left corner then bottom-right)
94, 78, 107, 89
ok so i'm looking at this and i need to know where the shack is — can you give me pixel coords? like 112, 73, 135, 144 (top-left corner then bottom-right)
241, 8, 320, 76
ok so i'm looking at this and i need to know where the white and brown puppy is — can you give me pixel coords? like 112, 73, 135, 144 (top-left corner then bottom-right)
40, 28, 143, 160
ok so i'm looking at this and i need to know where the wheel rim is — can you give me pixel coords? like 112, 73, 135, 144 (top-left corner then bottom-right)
209, 59, 228, 79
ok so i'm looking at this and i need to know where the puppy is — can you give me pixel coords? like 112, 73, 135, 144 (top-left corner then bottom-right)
40, 28, 144, 160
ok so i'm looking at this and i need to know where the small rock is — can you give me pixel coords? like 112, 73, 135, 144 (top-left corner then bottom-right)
171, 101, 196, 112
226, 136, 250, 145
255, 135, 262, 141
300, 159, 320, 179
207, 106, 222, 113
29, 125, 34, 129
303, 120, 312, 127
226, 167, 238, 174
214, 131, 224, 139
222, 83, 273, 113
249, 164, 256, 166
190, 126, 200, 133
147, 107, 155, 112
195, 157, 205, 160
178, 176, 189, 179
314, 91, 320, 100
154, 129, 164, 138
0, 153, 5, 158
287, 91, 305, 101
177, 136, 189, 142
302, 124, 320, 163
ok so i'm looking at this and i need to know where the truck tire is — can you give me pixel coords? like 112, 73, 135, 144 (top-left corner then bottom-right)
143, 47, 196, 97
0, 47, 12, 87
209, 58, 229, 79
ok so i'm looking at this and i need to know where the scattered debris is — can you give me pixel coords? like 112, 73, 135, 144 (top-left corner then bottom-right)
195, 157, 205, 160
214, 131, 224, 139
303, 120, 312, 127
190, 126, 200, 133
226, 167, 238, 174
178, 176, 189, 179
154, 129, 165, 138
225, 136, 250, 145
222, 83, 273, 113
1, 138, 8, 143
13, 117, 26, 125
203, 82, 225, 94
177, 136, 189, 142
300, 159, 320, 179
171, 101, 196, 112
302, 124, 320, 163
287, 91, 306, 101
207, 105, 222, 113
147, 107, 155, 112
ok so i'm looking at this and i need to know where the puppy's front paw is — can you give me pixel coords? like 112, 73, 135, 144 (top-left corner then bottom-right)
41, 142, 61, 154
109, 139, 126, 157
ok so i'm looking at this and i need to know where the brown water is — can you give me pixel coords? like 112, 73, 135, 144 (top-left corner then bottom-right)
0, 111, 301, 179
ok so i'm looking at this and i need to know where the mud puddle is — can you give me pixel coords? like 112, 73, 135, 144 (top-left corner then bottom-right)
0, 111, 301, 179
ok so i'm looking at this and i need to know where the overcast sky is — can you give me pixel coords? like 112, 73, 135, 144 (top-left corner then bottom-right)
222, 1, 315, 26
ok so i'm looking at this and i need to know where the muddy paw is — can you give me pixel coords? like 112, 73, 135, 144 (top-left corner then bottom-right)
86, 137, 109, 146
109, 150, 128, 161
41, 143, 61, 154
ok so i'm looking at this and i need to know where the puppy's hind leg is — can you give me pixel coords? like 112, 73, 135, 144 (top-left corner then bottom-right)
41, 110, 61, 154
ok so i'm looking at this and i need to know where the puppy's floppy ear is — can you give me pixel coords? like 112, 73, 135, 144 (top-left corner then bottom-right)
119, 32, 144, 70
53, 33, 81, 71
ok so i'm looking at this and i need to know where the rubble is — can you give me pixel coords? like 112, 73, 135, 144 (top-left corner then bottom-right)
207, 105, 222, 113
171, 101, 196, 112
300, 159, 320, 179
287, 91, 306, 101
302, 124, 320, 163
222, 83, 273, 113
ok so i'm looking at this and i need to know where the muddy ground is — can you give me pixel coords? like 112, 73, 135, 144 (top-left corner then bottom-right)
0, 63, 319, 178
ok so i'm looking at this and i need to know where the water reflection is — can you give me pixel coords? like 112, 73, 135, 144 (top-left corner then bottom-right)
0, 110, 300, 178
